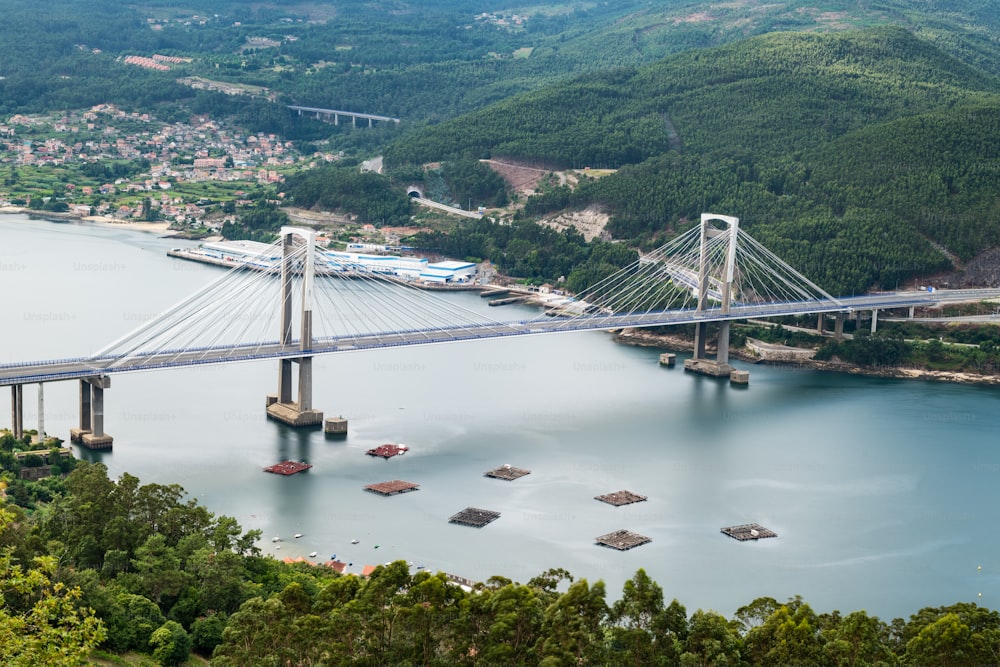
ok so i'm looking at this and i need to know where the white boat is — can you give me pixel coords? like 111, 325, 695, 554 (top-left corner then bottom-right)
294, 533, 303, 539
351, 539, 359, 544
272, 536, 280, 542
309, 552, 318, 558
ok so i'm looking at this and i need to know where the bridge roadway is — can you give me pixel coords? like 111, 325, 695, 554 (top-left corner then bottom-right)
3, 289, 1000, 387
287, 105, 400, 124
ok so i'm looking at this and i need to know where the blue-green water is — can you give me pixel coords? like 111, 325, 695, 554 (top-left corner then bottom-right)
2, 215, 999, 621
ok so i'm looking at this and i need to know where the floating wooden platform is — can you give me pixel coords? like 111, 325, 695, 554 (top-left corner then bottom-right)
595, 490, 647, 506
484, 464, 531, 481
367, 444, 410, 459
449, 507, 501, 528
263, 460, 313, 476
364, 480, 420, 496
595, 529, 652, 551
721, 523, 777, 541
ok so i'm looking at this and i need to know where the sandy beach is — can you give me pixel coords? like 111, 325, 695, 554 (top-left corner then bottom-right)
1, 206, 179, 236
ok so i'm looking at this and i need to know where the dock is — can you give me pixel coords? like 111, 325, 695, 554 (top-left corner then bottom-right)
480, 288, 511, 298
484, 464, 531, 481
595, 529, 652, 551
721, 523, 777, 541
487, 295, 529, 306
364, 480, 420, 496
366, 444, 410, 459
595, 490, 647, 506
449, 507, 501, 528
263, 460, 313, 476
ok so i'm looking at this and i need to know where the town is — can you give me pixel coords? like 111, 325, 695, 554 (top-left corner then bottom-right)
0, 104, 337, 229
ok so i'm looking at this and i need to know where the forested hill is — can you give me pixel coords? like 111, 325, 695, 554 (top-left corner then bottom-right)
387, 27, 1000, 295
385, 27, 1000, 168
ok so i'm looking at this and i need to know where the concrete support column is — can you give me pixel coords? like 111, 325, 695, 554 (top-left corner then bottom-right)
11, 385, 23, 440
297, 358, 313, 411
716, 321, 731, 365
91, 384, 105, 438
278, 359, 294, 403
693, 322, 708, 360
37, 383, 44, 441
871, 309, 879, 334
79, 379, 92, 432
817, 313, 825, 334
834, 313, 845, 341
909, 306, 915, 319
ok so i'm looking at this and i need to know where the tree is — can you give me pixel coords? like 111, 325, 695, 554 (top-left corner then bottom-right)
536, 578, 608, 666
608, 568, 684, 666
150, 620, 192, 666
681, 609, 743, 666
0, 506, 106, 665
821, 610, 896, 666
744, 599, 824, 665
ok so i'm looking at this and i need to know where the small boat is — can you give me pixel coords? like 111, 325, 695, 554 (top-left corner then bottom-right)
351, 539, 359, 545
416, 565, 425, 570
272, 537, 280, 543
275, 545, 280, 550
294, 533, 303, 539
309, 552, 318, 558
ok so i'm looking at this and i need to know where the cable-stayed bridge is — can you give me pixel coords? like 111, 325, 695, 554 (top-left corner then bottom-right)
5, 214, 1000, 447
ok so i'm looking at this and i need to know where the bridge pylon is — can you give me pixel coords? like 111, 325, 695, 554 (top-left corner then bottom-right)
266, 227, 324, 427
685, 213, 740, 378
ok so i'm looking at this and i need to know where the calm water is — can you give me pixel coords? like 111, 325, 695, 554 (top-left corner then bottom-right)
2, 214, 999, 621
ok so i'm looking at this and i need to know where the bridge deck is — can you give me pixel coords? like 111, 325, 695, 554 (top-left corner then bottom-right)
2, 289, 999, 386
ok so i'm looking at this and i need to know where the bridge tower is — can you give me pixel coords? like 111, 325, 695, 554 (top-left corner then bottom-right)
684, 213, 740, 378
266, 227, 324, 427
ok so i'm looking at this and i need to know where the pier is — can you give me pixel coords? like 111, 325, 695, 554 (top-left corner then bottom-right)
484, 464, 531, 481
595, 490, 647, 506
449, 507, 501, 527
595, 529, 652, 551
487, 295, 530, 306
721, 523, 777, 541
364, 480, 420, 496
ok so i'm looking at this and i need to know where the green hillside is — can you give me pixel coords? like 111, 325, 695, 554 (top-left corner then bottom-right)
388, 27, 1000, 294
386, 27, 999, 166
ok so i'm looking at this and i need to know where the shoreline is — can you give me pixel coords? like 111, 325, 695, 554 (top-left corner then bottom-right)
0, 206, 179, 236
614, 328, 1000, 386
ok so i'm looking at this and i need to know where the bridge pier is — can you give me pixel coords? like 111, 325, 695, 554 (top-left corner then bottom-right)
834, 312, 845, 340
70, 376, 113, 449
10, 384, 23, 440
871, 309, 879, 334
266, 227, 324, 428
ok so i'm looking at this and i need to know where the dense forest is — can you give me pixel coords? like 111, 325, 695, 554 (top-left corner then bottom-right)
3, 459, 1000, 665
387, 27, 1000, 295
